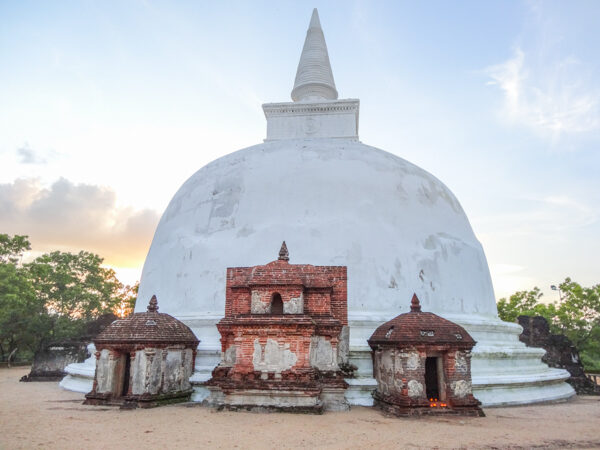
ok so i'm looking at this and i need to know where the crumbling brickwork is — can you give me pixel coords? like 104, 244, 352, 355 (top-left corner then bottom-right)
518, 315, 599, 395
206, 242, 349, 413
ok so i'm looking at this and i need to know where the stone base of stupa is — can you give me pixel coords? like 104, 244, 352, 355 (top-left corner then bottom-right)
182, 312, 574, 408
58, 343, 96, 394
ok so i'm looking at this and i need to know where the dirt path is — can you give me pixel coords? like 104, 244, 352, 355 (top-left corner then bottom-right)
1, 367, 599, 449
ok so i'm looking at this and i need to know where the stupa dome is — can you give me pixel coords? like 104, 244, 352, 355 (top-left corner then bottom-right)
133, 9, 574, 407
137, 137, 496, 319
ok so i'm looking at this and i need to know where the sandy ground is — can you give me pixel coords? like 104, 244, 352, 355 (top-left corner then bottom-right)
1, 367, 600, 450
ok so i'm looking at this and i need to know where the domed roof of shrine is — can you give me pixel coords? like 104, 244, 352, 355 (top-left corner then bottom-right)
95, 296, 199, 345
368, 294, 476, 348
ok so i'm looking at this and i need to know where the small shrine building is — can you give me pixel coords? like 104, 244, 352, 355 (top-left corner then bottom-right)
84, 296, 199, 408
368, 294, 484, 416
206, 242, 349, 413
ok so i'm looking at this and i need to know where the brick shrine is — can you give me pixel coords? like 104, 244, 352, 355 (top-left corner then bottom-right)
206, 242, 349, 413
84, 296, 199, 409
368, 294, 484, 416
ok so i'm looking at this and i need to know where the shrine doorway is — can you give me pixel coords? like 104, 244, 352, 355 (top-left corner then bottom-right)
271, 293, 283, 315
425, 356, 442, 401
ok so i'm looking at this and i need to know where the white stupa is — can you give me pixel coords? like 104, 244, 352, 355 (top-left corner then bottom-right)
63, 9, 574, 406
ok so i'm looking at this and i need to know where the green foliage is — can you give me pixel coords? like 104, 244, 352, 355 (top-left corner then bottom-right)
0, 233, 31, 264
497, 278, 600, 372
0, 234, 40, 360
0, 233, 138, 362
0, 260, 39, 360
497, 287, 544, 323
26, 251, 123, 320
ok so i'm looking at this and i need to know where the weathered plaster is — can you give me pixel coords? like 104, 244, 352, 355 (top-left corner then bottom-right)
284, 292, 304, 314
95, 349, 115, 394
223, 345, 237, 365
251, 291, 270, 314
131, 350, 147, 395
337, 326, 349, 365
405, 351, 420, 370
309, 336, 337, 371
252, 339, 297, 372
455, 351, 468, 374
146, 348, 162, 395
407, 379, 424, 398
451, 380, 472, 398
164, 350, 183, 392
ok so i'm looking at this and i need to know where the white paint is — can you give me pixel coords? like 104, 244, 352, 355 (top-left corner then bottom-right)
291, 8, 337, 102
263, 100, 359, 140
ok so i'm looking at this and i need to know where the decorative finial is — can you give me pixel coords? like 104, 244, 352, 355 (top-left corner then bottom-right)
410, 293, 421, 313
291, 8, 338, 102
278, 241, 289, 261
147, 295, 159, 313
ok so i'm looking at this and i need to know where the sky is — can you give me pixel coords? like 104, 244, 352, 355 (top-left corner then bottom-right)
1, 0, 599, 301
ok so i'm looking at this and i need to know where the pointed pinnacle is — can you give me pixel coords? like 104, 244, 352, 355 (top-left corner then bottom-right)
147, 295, 159, 313
278, 241, 289, 261
309, 8, 321, 29
410, 293, 421, 313
291, 8, 338, 102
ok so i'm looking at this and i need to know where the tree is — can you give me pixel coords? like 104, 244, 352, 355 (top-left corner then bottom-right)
496, 287, 544, 323
497, 278, 600, 372
26, 251, 123, 321
0, 235, 41, 360
22, 251, 127, 350
0, 234, 141, 361
550, 278, 600, 351
0, 233, 31, 264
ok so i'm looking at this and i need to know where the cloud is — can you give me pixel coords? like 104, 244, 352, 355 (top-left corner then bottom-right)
15, 144, 60, 165
17, 145, 47, 164
0, 177, 159, 267
485, 47, 600, 137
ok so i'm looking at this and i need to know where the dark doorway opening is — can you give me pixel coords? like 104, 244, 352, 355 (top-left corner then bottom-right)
271, 293, 283, 315
121, 353, 131, 396
425, 357, 440, 400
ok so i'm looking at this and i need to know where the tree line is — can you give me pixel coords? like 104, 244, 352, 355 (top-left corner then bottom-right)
497, 279, 600, 372
0, 234, 137, 362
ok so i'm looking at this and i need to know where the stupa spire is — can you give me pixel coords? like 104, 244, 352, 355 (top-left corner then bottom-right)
291, 8, 338, 102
